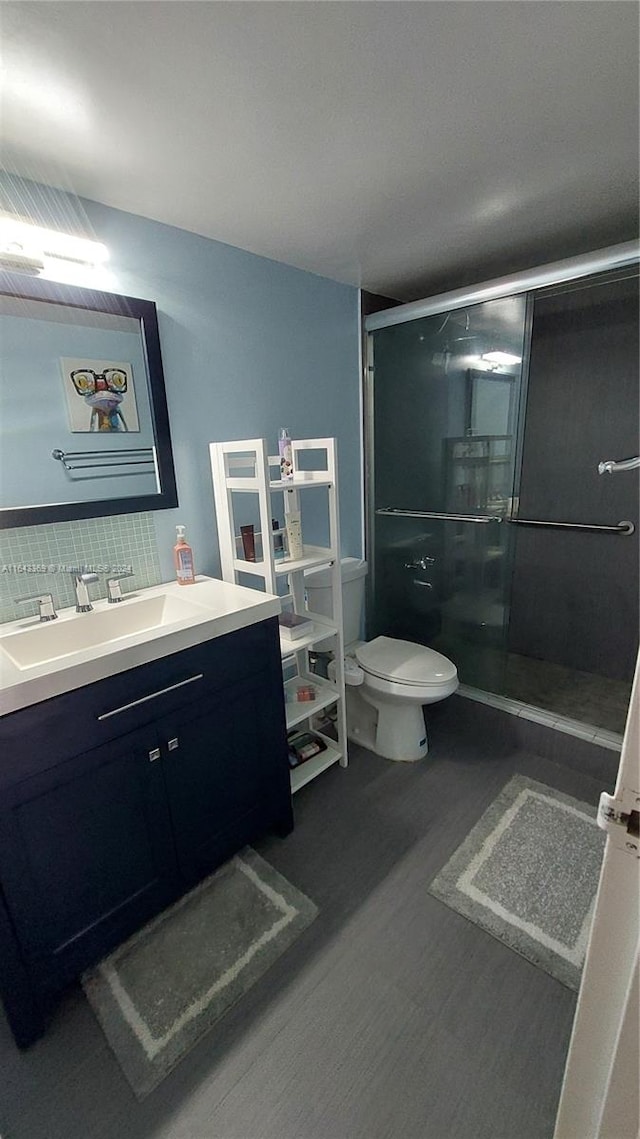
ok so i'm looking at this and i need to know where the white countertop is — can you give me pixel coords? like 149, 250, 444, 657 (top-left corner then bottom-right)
0, 576, 281, 717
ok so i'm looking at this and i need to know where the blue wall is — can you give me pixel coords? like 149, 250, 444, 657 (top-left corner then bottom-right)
1, 178, 362, 590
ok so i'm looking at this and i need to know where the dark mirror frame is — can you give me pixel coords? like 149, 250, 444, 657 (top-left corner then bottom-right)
0, 271, 178, 529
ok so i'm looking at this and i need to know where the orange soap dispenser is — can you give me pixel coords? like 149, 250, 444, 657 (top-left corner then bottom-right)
174, 524, 195, 585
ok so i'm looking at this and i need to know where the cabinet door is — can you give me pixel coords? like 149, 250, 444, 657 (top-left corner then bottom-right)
0, 727, 178, 988
159, 672, 291, 885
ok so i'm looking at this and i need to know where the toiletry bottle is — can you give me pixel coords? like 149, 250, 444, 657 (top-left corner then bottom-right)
240, 524, 256, 562
285, 509, 303, 560
278, 427, 293, 481
174, 525, 195, 584
272, 517, 286, 561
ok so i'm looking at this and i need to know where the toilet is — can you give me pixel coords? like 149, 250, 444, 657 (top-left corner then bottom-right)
305, 558, 458, 762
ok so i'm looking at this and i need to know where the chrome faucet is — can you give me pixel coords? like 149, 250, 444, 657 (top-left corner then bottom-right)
16, 592, 58, 622
107, 570, 134, 603
71, 571, 99, 613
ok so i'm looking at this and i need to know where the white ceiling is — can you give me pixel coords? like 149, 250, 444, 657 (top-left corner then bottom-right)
1, 2, 638, 301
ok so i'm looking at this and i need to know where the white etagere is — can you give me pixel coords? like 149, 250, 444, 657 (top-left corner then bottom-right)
209, 437, 347, 794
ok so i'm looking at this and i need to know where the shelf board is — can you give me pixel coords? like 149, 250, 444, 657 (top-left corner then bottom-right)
274, 545, 335, 575
450, 456, 510, 464
279, 612, 338, 657
225, 478, 261, 491
284, 672, 340, 730
290, 740, 342, 793
270, 476, 334, 490
232, 557, 268, 575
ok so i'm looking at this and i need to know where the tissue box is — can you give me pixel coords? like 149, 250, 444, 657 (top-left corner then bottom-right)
278, 611, 314, 641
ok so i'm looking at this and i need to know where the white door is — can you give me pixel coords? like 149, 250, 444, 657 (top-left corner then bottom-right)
554, 652, 640, 1139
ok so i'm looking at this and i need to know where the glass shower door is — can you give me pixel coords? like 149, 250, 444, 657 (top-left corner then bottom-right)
504, 268, 639, 731
369, 296, 527, 692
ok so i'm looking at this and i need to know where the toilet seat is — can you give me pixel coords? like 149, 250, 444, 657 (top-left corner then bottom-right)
355, 636, 457, 688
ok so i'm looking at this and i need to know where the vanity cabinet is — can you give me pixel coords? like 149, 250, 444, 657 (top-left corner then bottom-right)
0, 616, 293, 1047
0, 726, 178, 990
160, 673, 289, 884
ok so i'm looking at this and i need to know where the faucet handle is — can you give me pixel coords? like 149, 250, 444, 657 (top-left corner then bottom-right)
16, 593, 58, 622
107, 571, 134, 604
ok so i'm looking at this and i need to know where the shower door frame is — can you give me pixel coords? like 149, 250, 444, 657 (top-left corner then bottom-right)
362, 240, 640, 632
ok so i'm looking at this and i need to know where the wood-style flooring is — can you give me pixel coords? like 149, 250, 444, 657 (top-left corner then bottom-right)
0, 701, 613, 1139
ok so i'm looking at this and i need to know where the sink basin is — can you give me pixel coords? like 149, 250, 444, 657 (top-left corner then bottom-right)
0, 576, 282, 717
0, 593, 209, 670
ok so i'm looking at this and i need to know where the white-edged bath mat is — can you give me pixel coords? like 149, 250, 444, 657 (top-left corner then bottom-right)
429, 775, 605, 990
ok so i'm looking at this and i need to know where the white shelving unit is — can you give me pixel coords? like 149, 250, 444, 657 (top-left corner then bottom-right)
209, 437, 347, 794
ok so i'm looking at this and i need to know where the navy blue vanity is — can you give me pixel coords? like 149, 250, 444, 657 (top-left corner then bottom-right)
0, 616, 293, 1047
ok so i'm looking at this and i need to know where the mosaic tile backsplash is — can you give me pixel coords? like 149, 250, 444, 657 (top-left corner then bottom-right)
0, 513, 162, 624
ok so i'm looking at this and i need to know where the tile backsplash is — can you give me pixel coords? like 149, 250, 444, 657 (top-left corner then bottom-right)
0, 513, 162, 624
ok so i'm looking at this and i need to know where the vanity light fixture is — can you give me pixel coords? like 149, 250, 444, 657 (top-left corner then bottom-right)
0, 213, 109, 276
481, 350, 522, 367
0, 248, 45, 275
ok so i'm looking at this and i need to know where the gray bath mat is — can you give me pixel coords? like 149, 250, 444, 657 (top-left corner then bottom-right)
82, 848, 317, 1098
429, 775, 605, 990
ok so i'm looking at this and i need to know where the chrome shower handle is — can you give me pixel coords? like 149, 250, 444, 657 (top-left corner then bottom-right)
404, 556, 436, 571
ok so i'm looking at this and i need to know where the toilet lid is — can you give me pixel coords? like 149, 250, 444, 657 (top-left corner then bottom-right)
355, 636, 457, 686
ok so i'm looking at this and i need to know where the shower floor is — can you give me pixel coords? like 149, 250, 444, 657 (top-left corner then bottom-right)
503, 653, 631, 735
425, 631, 632, 735
385, 608, 633, 735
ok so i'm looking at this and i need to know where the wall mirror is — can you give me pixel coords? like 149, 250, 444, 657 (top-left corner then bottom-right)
0, 271, 178, 528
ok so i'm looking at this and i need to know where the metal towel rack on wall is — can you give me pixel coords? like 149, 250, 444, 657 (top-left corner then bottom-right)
598, 455, 640, 474
52, 446, 157, 473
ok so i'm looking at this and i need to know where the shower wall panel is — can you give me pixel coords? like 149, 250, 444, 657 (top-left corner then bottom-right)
508, 273, 639, 680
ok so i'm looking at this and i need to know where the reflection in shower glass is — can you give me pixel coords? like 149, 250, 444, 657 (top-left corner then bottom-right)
370, 296, 528, 695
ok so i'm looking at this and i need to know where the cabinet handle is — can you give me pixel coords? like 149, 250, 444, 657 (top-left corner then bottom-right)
168, 737, 179, 751
97, 674, 204, 720
149, 748, 161, 762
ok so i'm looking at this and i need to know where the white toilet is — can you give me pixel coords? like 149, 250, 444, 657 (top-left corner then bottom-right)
305, 558, 458, 762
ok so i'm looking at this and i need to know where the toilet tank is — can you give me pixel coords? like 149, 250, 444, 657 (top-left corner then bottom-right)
305, 557, 368, 646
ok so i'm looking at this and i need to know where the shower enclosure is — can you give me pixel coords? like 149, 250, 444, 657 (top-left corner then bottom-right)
365, 246, 639, 735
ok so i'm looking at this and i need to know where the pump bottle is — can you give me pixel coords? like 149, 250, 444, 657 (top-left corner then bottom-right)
174, 525, 195, 585
278, 427, 293, 481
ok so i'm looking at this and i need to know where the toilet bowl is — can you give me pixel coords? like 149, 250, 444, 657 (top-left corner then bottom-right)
345, 636, 458, 761
306, 559, 458, 763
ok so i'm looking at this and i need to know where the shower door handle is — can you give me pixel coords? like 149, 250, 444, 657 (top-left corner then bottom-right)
376, 508, 503, 524
507, 518, 635, 536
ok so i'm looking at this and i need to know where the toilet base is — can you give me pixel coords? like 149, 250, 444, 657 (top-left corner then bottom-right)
344, 687, 378, 753
345, 687, 429, 762
374, 702, 429, 762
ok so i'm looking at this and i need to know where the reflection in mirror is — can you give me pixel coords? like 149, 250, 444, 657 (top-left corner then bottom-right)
0, 273, 177, 528
466, 369, 516, 438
